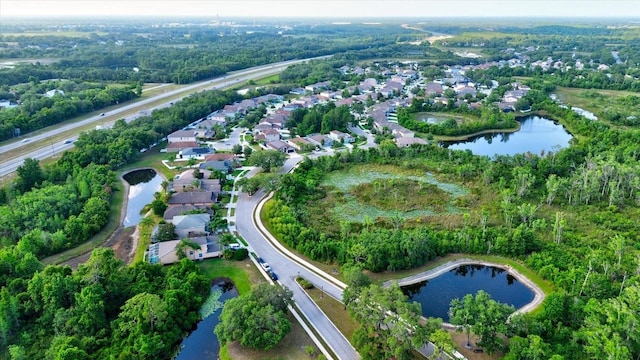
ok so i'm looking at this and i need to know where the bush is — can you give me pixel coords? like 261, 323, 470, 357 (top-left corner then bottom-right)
305, 345, 316, 356
232, 248, 248, 261
297, 277, 314, 289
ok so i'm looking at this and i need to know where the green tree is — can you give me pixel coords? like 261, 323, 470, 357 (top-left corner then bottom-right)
175, 238, 202, 259
248, 150, 287, 173
232, 144, 243, 154
215, 284, 293, 350
15, 158, 45, 194
449, 290, 515, 354
347, 284, 432, 360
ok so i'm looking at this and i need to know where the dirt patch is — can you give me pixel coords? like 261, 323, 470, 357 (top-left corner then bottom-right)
108, 226, 137, 263
449, 330, 503, 360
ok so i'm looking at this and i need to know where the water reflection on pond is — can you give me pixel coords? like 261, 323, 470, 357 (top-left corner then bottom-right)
176, 280, 238, 360
402, 265, 534, 322
442, 115, 572, 157
122, 169, 163, 227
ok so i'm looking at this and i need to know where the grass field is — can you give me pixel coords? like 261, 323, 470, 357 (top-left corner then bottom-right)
253, 74, 280, 85
310, 164, 471, 225
554, 86, 640, 126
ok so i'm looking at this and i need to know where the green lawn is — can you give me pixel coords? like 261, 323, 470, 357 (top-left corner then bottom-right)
197, 258, 261, 295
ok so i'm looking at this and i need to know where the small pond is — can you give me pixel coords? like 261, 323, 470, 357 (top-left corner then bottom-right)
442, 115, 572, 157
415, 113, 452, 124
122, 169, 163, 227
176, 280, 238, 360
402, 264, 534, 322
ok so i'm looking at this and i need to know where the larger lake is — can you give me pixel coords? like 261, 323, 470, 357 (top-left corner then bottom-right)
402, 265, 534, 322
443, 115, 572, 157
122, 169, 163, 227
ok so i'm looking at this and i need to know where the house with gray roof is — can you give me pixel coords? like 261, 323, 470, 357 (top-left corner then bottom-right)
171, 213, 211, 238
168, 191, 217, 206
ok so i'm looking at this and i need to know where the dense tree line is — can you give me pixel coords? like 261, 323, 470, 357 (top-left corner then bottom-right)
0, 86, 253, 358
0, 81, 138, 141
1, 249, 209, 359
398, 99, 518, 137
286, 102, 354, 136
0, 24, 424, 86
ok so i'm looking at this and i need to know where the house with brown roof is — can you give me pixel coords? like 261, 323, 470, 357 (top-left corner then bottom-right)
165, 141, 200, 153
266, 140, 294, 153
288, 136, 313, 151
306, 134, 332, 148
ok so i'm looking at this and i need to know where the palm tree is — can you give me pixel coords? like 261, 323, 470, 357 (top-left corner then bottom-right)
175, 239, 202, 259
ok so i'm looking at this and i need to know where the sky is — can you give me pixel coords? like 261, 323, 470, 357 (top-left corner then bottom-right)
2, 0, 640, 19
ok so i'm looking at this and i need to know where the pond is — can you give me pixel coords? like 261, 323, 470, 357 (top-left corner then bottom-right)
442, 115, 572, 157
402, 264, 534, 322
176, 280, 238, 360
415, 113, 452, 124
122, 169, 163, 227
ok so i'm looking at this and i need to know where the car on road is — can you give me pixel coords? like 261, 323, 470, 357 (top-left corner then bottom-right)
21, 138, 30, 143
269, 271, 278, 281
63, 140, 73, 144
100, 113, 105, 116
261, 262, 271, 272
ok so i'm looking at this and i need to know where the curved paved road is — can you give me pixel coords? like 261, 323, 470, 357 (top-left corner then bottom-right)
234, 157, 359, 360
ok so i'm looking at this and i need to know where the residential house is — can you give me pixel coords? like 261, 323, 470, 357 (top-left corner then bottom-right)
266, 140, 294, 153
288, 136, 313, 151
163, 204, 208, 221
168, 130, 198, 143
146, 236, 222, 265
171, 213, 211, 238
168, 191, 217, 206
329, 130, 354, 143
306, 133, 332, 148
165, 141, 200, 153
200, 153, 239, 173
395, 137, 428, 147
262, 128, 281, 142
177, 147, 214, 160
424, 82, 444, 96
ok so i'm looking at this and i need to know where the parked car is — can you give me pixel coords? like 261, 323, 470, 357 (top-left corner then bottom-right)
261, 262, 271, 272
229, 243, 242, 251
269, 271, 278, 281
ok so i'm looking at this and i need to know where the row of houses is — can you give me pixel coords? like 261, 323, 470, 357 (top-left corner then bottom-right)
146, 167, 231, 265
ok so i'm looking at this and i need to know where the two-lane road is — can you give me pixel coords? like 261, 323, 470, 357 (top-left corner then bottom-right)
234, 157, 359, 360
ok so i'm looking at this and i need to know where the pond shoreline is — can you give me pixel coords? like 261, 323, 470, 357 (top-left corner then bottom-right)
433, 121, 521, 141
385, 258, 546, 316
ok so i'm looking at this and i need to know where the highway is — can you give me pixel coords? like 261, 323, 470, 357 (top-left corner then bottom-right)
0, 56, 330, 177
234, 156, 359, 360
